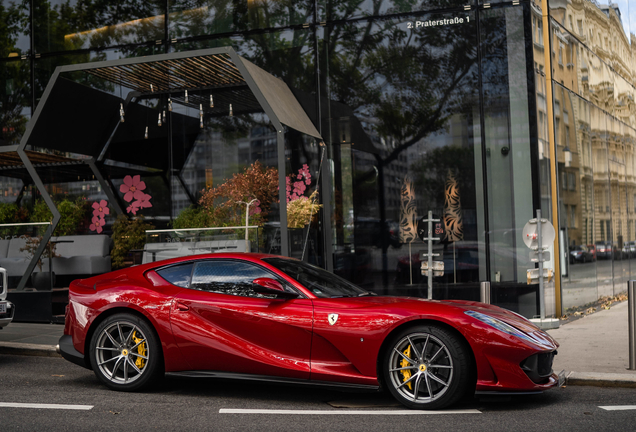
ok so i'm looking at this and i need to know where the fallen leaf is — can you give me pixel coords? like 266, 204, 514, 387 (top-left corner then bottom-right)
109, 411, 120, 415
51, 374, 65, 377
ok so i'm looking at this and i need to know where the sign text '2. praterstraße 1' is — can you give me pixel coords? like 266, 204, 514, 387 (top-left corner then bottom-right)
406, 17, 470, 28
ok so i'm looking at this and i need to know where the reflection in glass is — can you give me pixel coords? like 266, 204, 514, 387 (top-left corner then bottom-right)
324, 11, 483, 298
170, 0, 312, 39
34, 0, 164, 53
0, 0, 30, 58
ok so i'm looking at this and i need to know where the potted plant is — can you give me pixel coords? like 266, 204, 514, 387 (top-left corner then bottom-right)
111, 215, 155, 269
19, 235, 60, 291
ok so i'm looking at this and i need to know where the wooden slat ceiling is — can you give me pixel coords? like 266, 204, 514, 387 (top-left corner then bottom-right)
85, 53, 244, 93
0, 151, 85, 170
84, 53, 261, 116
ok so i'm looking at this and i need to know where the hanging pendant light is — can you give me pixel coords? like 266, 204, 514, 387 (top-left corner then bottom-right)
168, 98, 173, 111
150, 84, 154, 92
229, 103, 233, 117
210, 94, 214, 108
199, 104, 203, 129
162, 110, 166, 123
145, 126, 149, 139
185, 90, 189, 104
158, 113, 162, 127
119, 103, 125, 123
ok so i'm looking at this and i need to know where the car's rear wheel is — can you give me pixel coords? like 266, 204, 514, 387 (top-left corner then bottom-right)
382, 325, 471, 410
89, 313, 163, 391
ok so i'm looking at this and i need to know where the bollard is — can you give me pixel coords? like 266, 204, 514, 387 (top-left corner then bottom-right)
629, 280, 636, 370
480, 281, 491, 304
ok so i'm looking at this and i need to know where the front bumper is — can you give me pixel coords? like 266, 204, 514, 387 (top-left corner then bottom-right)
58, 334, 90, 369
0, 301, 14, 329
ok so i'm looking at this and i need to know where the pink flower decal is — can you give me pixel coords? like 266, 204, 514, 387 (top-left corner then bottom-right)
286, 165, 312, 203
89, 216, 105, 233
126, 202, 141, 215
120, 175, 153, 215
120, 175, 146, 202
137, 193, 153, 209
92, 200, 110, 219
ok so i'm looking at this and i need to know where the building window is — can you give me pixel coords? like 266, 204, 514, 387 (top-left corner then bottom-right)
601, 220, 605, 239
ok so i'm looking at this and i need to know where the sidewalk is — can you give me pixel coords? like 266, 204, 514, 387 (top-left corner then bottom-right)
547, 300, 636, 387
1, 303, 635, 388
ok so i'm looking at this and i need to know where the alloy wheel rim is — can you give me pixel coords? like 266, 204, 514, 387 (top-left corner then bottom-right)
95, 321, 149, 384
388, 333, 454, 404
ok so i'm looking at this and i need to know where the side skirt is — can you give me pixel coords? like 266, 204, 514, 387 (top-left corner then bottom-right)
474, 391, 543, 396
165, 371, 380, 391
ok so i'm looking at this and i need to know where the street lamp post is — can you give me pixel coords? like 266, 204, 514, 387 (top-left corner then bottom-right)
238, 198, 258, 252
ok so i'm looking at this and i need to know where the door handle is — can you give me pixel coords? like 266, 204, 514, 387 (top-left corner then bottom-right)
176, 302, 189, 312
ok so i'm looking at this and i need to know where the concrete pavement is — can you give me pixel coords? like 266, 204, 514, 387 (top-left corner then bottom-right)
547, 300, 636, 387
1, 302, 635, 388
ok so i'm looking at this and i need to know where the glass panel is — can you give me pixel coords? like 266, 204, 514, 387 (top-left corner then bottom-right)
481, 6, 541, 316
318, 0, 470, 22
169, 0, 312, 39
285, 131, 324, 265
1, 0, 30, 58
34, 0, 165, 54
0, 58, 30, 145
609, 116, 629, 289
324, 11, 483, 298
172, 29, 315, 256
559, 87, 599, 311
591, 104, 613, 297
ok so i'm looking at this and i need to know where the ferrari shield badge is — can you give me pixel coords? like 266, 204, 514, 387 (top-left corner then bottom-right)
328, 313, 339, 326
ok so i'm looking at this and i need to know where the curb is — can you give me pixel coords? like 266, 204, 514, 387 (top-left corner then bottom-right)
0, 342, 61, 358
564, 371, 636, 388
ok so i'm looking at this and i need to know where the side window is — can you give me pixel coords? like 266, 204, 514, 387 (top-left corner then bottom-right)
156, 263, 194, 288
190, 260, 286, 298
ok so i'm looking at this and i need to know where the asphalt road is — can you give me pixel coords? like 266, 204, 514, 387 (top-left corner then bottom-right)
1, 355, 635, 431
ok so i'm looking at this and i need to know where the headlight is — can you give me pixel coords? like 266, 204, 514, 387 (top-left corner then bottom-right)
465, 310, 535, 344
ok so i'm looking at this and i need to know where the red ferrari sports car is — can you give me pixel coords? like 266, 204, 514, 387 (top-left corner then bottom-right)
58, 253, 559, 409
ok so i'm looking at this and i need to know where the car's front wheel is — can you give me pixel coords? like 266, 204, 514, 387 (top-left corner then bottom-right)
382, 325, 471, 410
89, 313, 163, 391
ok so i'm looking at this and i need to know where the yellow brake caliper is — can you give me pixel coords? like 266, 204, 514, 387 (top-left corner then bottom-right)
131, 331, 146, 370
401, 344, 413, 390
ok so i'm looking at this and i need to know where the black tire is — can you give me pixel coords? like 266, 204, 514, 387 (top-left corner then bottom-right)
382, 325, 471, 410
89, 313, 163, 391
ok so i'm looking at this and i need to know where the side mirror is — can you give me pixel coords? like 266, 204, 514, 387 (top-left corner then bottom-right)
252, 277, 298, 298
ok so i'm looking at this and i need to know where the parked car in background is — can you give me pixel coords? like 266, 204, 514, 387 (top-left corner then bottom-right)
569, 245, 594, 264
595, 241, 615, 260
624, 241, 636, 259
0, 267, 14, 329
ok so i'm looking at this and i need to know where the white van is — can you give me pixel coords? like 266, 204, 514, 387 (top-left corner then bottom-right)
0, 267, 14, 329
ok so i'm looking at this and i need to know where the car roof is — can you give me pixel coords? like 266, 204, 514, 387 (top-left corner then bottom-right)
142, 252, 298, 270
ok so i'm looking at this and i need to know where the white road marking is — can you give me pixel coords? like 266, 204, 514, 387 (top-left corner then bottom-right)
599, 405, 636, 411
220, 409, 481, 415
0, 403, 93, 410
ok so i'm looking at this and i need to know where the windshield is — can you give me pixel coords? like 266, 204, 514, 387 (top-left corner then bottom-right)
263, 258, 374, 298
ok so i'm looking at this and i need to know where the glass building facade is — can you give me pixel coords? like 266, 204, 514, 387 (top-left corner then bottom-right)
1, 0, 634, 318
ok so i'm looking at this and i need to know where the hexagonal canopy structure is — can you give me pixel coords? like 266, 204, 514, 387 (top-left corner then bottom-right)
0, 47, 322, 289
